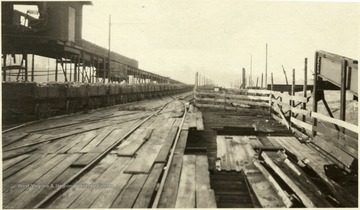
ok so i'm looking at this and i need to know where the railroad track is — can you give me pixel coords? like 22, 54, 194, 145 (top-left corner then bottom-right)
2, 91, 194, 208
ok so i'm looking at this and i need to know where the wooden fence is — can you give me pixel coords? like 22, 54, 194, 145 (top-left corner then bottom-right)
194, 87, 358, 171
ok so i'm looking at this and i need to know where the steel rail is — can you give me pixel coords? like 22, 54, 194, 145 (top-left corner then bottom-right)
151, 100, 188, 208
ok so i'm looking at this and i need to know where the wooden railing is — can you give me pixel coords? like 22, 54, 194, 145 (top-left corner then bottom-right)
194, 87, 358, 170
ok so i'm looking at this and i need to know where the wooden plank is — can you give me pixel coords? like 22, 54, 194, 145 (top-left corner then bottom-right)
2, 133, 29, 147
314, 124, 358, 151
245, 136, 264, 147
38, 134, 81, 154
26, 167, 81, 208
311, 111, 358, 133
175, 155, 196, 208
189, 113, 197, 128
123, 128, 169, 174
47, 154, 118, 208
261, 152, 315, 207
196, 112, 204, 130
90, 172, 132, 208
133, 163, 165, 208
196, 89, 271, 97
113, 128, 148, 156
71, 152, 101, 167
3, 145, 38, 160
91, 128, 130, 153
291, 117, 312, 131
2, 153, 44, 181
80, 126, 115, 153
230, 138, 249, 172
111, 174, 148, 208
3, 154, 31, 170
195, 155, 210, 191
216, 136, 227, 171
267, 151, 332, 207
69, 157, 131, 208
272, 105, 290, 129
196, 189, 217, 208
195, 103, 270, 114
5, 154, 81, 209
253, 160, 292, 207
66, 131, 98, 153
3, 154, 66, 206
291, 106, 311, 117
155, 126, 178, 163
3, 133, 43, 149
56, 134, 85, 154
312, 136, 354, 167
291, 94, 308, 103
158, 155, 183, 208
225, 138, 232, 171
195, 96, 269, 107
164, 118, 176, 127
244, 164, 286, 208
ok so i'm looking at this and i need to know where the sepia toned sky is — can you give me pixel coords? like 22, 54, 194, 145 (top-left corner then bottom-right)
83, 0, 360, 87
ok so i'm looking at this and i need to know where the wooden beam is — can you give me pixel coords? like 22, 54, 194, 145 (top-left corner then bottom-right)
253, 160, 292, 207
31, 54, 35, 82
261, 152, 315, 207
340, 59, 347, 134
291, 117, 312, 131
303, 58, 307, 122
311, 112, 358, 133
312, 52, 319, 136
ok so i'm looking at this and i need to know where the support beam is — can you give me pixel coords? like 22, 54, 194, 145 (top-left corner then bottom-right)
24, 54, 28, 81
31, 54, 35, 82
340, 59, 347, 134
195, 72, 198, 90
55, 57, 58, 81
302, 58, 307, 122
3, 54, 7, 81
312, 52, 319, 136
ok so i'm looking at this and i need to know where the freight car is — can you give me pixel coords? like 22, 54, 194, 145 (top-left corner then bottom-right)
2, 82, 193, 120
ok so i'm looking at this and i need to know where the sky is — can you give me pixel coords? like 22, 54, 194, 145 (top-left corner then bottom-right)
82, 0, 360, 87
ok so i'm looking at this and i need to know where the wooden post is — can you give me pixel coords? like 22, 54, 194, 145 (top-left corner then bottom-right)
261, 73, 263, 89
24, 54, 28, 81
340, 59, 347, 134
69, 56, 72, 82
242, 68, 246, 89
302, 58, 307, 122
291, 68, 295, 121
312, 52, 319, 136
31, 54, 35, 82
55, 57, 58, 81
195, 72, 198, 90
74, 56, 78, 82
269, 73, 274, 116
3, 54, 7, 81
256, 77, 259, 88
